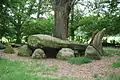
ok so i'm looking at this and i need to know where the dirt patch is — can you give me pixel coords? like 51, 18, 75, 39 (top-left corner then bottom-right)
1, 52, 120, 80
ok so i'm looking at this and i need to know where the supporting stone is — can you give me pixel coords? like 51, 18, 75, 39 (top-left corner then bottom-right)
85, 28, 106, 60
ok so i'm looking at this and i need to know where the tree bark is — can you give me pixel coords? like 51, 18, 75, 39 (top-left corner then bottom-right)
37, 0, 42, 18
53, 0, 73, 39
16, 24, 22, 44
70, 6, 75, 40
15, 16, 22, 44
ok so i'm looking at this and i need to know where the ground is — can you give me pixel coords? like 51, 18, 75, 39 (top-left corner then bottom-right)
1, 51, 120, 80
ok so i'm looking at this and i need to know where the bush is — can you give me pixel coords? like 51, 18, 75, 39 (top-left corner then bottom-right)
67, 57, 92, 65
22, 17, 53, 37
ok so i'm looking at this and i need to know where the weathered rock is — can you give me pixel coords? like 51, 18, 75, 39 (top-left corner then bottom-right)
0, 42, 4, 49
56, 48, 74, 60
28, 34, 70, 48
32, 49, 46, 59
68, 44, 87, 57
28, 34, 87, 58
85, 28, 106, 60
0, 50, 3, 58
18, 45, 32, 56
85, 45, 101, 60
10, 43, 21, 47
4, 45, 15, 54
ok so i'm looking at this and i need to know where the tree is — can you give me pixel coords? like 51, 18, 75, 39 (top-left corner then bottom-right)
0, 0, 10, 39
22, 17, 53, 38
4, 0, 52, 43
5, 0, 36, 43
52, 0, 74, 39
70, 0, 120, 40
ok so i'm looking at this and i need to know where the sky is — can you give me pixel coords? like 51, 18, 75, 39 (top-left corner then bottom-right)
31, 0, 95, 18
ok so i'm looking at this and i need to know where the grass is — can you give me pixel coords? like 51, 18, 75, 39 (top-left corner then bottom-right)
94, 74, 120, 80
112, 58, 120, 68
67, 57, 92, 65
0, 58, 42, 80
103, 47, 120, 56
0, 58, 81, 80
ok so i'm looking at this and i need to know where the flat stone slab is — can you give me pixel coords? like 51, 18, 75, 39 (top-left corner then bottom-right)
28, 34, 70, 48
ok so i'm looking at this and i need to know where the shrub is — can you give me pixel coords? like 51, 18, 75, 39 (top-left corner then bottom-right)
67, 57, 92, 65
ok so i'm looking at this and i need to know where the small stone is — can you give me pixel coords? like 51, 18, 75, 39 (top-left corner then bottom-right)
32, 49, 46, 59
18, 45, 32, 56
56, 48, 74, 60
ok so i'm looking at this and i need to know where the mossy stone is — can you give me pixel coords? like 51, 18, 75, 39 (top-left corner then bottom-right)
18, 45, 32, 56
4, 45, 15, 54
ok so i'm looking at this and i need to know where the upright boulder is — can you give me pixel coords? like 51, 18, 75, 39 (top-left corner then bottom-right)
85, 28, 106, 60
32, 49, 46, 59
56, 48, 74, 60
18, 45, 32, 56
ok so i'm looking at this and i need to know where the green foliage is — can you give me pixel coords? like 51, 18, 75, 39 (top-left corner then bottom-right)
0, 0, 52, 43
103, 47, 120, 56
4, 45, 15, 54
78, 0, 120, 37
68, 57, 92, 65
112, 58, 120, 68
22, 17, 53, 37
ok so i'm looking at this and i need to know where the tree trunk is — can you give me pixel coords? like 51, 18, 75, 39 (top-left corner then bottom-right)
15, 16, 22, 44
16, 25, 21, 44
53, 0, 73, 39
70, 6, 75, 40
37, 0, 42, 18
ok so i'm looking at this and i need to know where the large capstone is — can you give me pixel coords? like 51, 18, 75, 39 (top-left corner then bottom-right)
28, 34, 70, 48
28, 34, 87, 58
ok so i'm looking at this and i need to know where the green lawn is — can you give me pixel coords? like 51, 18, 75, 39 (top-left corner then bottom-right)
112, 58, 120, 68
0, 58, 81, 80
67, 57, 92, 65
94, 74, 120, 80
103, 47, 120, 56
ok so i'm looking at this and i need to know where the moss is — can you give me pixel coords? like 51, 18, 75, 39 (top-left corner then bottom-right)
18, 45, 32, 56
28, 35, 69, 48
4, 45, 15, 54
